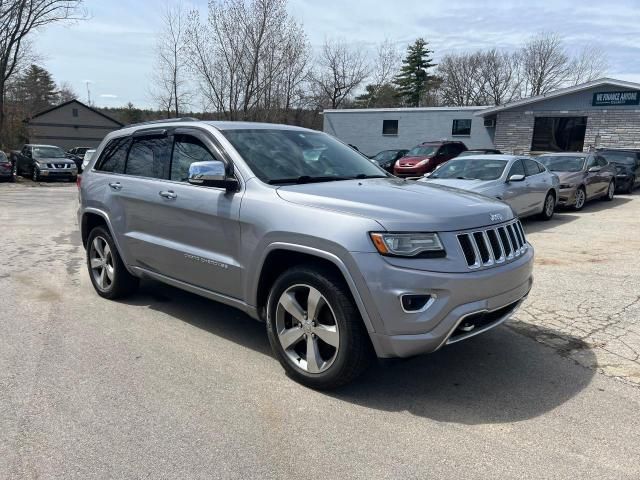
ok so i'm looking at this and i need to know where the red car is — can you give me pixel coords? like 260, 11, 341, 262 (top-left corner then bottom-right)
394, 141, 467, 177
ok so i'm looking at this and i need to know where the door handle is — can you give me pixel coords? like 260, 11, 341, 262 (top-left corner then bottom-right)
159, 190, 177, 199
108, 182, 122, 190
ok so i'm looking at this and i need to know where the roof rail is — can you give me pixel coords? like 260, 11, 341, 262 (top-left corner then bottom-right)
123, 117, 200, 128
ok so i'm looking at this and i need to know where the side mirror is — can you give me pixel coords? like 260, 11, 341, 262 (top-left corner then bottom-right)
188, 160, 238, 191
508, 174, 525, 182
588, 166, 601, 173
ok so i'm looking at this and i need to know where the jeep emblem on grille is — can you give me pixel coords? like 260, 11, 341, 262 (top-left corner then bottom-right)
490, 213, 503, 222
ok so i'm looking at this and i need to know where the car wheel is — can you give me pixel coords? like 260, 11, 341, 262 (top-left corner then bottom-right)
266, 266, 372, 389
573, 187, 586, 211
10, 162, 16, 182
539, 191, 555, 221
604, 181, 615, 201
87, 226, 139, 300
32, 166, 40, 182
626, 177, 635, 194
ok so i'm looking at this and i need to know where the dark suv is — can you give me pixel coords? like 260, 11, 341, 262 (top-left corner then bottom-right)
394, 141, 467, 177
597, 149, 640, 193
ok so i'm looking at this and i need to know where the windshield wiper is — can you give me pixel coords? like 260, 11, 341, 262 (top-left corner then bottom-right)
455, 176, 475, 180
267, 175, 350, 185
351, 174, 388, 179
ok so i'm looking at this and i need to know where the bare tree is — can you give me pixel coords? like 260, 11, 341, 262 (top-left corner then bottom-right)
520, 32, 571, 96
437, 52, 486, 106
185, 0, 309, 121
0, 0, 85, 145
479, 49, 522, 106
151, 2, 191, 117
57, 80, 77, 102
309, 38, 370, 109
568, 45, 608, 85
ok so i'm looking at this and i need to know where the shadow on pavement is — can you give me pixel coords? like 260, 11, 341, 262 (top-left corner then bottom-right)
124, 279, 595, 425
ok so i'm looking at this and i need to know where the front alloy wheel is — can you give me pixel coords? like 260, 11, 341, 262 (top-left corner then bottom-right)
32, 167, 40, 182
540, 192, 555, 220
276, 284, 340, 374
267, 266, 372, 389
574, 188, 586, 210
605, 181, 615, 201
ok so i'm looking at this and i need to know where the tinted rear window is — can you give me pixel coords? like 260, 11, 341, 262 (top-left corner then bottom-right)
96, 137, 130, 174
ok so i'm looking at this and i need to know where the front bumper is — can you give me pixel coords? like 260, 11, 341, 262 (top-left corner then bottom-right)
616, 174, 633, 190
351, 247, 534, 358
38, 168, 77, 178
557, 186, 578, 207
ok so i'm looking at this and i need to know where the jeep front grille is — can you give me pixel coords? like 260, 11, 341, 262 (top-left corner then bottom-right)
457, 220, 527, 269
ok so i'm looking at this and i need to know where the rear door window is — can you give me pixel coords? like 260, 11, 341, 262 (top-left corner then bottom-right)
125, 136, 172, 179
96, 137, 130, 174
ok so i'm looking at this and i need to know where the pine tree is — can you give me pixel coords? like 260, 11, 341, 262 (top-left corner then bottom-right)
394, 38, 437, 107
14, 64, 59, 115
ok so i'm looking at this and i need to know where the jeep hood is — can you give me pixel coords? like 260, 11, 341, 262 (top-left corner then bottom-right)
276, 178, 514, 232
554, 171, 585, 184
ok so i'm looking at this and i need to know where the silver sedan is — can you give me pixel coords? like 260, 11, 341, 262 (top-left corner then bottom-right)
418, 155, 560, 220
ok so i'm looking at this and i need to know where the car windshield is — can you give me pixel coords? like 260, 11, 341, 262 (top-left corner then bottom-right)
429, 158, 508, 180
373, 151, 398, 162
407, 145, 438, 157
220, 129, 388, 184
600, 151, 637, 166
538, 155, 585, 172
33, 146, 65, 158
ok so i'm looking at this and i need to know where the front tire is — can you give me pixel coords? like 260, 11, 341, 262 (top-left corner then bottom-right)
539, 191, 555, 221
86, 226, 139, 299
573, 187, 586, 211
603, 181, 615, 201
32, 166, 40, 182
266, 266, 372, 389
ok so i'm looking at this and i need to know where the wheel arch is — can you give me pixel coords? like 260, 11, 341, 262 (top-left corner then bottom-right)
254, 244, 376, 334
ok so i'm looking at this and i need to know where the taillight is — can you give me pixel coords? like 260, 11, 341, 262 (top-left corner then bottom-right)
76, 175, 82, 188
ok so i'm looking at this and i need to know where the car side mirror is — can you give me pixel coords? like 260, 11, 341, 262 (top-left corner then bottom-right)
508, 174, 525, 182
588, 166, 601, 173
188, 160, 238, 191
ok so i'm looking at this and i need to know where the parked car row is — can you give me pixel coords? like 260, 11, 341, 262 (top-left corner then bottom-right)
1, 144, 101, 182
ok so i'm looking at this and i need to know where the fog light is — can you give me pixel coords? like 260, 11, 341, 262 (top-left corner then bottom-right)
401, 294, 434, 313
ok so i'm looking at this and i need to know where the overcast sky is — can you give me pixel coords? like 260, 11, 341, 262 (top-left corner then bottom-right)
31, 0, 640, 109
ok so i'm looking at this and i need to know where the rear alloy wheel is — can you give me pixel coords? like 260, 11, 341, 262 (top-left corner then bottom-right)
539, 192, 555, 221
87, 226, 139, 299
267, 266, 372, 389
604, 181, 615, 201
573, 187, 586, 211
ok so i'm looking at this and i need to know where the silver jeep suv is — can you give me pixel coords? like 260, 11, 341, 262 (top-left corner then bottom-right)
78, 120, 534, 389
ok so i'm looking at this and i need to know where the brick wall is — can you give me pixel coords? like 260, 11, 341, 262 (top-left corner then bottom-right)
494, 109, 640, 153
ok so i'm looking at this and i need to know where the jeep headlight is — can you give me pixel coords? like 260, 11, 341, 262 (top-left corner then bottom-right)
369, 232, 444, 257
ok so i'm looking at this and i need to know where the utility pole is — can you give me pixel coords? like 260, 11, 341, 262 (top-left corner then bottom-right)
86, 81, 92, 105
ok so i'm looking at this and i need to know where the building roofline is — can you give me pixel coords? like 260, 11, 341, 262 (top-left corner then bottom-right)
476, 77, 640, 117
322, 106, 490, 114
26, 99, 124, 126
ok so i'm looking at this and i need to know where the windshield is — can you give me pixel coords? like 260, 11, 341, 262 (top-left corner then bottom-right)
407, 145, 437, 157
430, 158, 508, 180
538, 155, 585, 172
33, 146, 65, 158
600, 151, 637, 166
373, 151, 397, 162
220, 129, 388, 184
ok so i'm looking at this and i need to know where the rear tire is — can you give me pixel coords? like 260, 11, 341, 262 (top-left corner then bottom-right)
266, 265, 372, 389
539, 191, 555, 221
86, 226, 139, 300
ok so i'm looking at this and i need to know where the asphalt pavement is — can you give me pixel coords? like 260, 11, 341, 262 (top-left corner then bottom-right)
1, 181, 639, 479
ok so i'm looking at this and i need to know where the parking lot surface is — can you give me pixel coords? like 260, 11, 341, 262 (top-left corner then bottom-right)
1, 181, 640, 479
